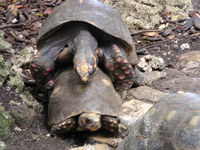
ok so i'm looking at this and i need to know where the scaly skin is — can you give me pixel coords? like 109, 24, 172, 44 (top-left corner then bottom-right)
98, 43, 135, 91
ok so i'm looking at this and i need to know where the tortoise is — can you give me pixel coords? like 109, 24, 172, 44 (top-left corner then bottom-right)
48, 66, 134, 135
117, 93, 200, 150
30, 0, 141, 91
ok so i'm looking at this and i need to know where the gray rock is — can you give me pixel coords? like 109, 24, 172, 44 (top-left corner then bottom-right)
19, 92, 43, 113
126, 86, 167, 102
145, 71, 167, 85
10, 106, 36, 128
137, 55, 165, 72
180, 43, 190, 50
0, 30, 14, 54
0, 141, 6, 150
0, 106, 13, 140
175, 51, 200, 76
122, 98, 153, 120
89, 135, 122, 148
9, 46, 36, 93
159, 76, 200, 94
0, 55, 12, 87
70, 144, 114, 150
105, 0, 192, 30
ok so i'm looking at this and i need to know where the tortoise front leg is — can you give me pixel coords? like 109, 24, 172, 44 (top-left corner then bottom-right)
30, 46, 64, 87
102, 115, 135, 137
100, 44, 135, 91
50, 117, 77, 134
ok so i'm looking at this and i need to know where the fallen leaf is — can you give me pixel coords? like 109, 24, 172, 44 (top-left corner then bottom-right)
43, 7, 52, 15
35, 12, 43, 17
143, 32, 159, 37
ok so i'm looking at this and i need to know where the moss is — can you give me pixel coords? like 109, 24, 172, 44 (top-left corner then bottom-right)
0, 107, 13, 140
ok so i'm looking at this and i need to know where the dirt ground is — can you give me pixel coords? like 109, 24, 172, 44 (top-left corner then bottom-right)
0, 0, 200, 150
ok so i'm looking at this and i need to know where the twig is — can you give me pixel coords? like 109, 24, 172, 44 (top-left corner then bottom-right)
0, 23, 25, 30
130, 29, 162, 36
9, 30, 30, 43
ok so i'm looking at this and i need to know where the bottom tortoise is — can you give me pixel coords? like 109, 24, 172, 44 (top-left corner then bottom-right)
118, 93, 200, 150
48, 66, 134, 135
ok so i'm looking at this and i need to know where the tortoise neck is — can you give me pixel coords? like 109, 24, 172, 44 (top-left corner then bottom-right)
73, 25, 98, 53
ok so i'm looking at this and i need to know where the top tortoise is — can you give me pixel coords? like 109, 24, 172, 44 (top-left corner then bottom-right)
30, 0, 139, 91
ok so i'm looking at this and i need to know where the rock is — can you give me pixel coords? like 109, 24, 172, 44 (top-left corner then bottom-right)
122, 98, 153, 120
0, 55, 12, 87
10, 106, 36, 128
9, 46, 36, 93
0, 106, 13, 140
8, 73, 24, 93
194, 15, 200, 30
19, 92, 43, 113
0, 141, 6, 150
126, 86, 167, 102
158, 76, 200, 94
145, 71, 167, 85
89, 135, 122, 148
0, 30, 14, 54
105, 0, 192, 30
69, 144, 114, 150
175, 51, 200, 76
180, 43, 190, 50
11, 46, 35, 68
137, 55, 165, 72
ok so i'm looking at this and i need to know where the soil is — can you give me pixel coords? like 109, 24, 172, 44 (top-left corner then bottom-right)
0, 0, 200, 150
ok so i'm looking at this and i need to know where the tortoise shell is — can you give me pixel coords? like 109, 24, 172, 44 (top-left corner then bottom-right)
37, 0, 137, 65
48, 67, 122, 125
118, 93, 200, 150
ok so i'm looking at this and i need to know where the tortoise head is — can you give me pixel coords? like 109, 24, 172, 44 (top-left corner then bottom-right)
78, 113, 101, 131
74, 63, 96, 83
74, 52, 98, 83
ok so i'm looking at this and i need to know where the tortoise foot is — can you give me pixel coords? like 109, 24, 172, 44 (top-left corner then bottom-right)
78, 113, 101, 131
102, 116, 118, 133
103, 44, 135, 91
30, 58, 54, 84
117, 116, 135, 137
132, 67, 146, 87
102, 115, 135, 137
50, 118, 77, 134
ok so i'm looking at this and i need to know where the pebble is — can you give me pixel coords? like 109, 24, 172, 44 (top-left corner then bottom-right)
180, 43, 190, 50
194, 16, 200, 29
126, 86, 167, 102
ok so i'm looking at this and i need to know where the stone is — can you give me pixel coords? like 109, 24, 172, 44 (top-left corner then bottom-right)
126, 86, 167, 102
9, 46, 36, 93
89, 135, 122, 148
0, 30, 14, 54
180, 43, 190, 50
122, 98, 153, 120
0, 55, 12, 87
69, 144, 114, 150
137, 55, 165, 72
145, 71, 167, 85
19, 92, 43, 113
0, 106, 13, 140
175, 51, 200, 76
10, 106, 36, 128
158, 76, 200, 94
105, 0, 192, 30
0, 141, 6, 150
